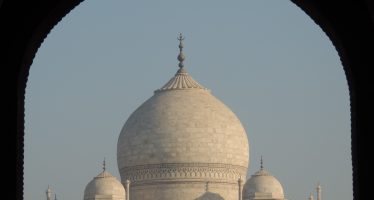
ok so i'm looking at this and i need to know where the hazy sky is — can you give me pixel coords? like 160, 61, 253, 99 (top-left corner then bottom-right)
25, 1, 352, 200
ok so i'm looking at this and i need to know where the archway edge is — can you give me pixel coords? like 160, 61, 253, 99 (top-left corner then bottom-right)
290, 2, 372, 200
1, 0, 371, 199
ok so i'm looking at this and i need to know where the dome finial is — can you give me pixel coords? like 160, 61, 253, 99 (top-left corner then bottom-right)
177, 33, 185, 69
103, 157, 106, 172
260, 155, 264, 170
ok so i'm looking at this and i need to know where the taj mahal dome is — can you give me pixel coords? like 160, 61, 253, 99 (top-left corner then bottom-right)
116, 33, 249, 200
46, 34, 322, 200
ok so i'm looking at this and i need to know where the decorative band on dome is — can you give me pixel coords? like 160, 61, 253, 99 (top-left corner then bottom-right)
119, 163, 247, 184
154, 68, 208, 93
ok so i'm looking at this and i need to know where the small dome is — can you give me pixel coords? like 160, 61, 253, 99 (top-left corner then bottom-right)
84, 171, 126, 200
243, 168, 285, 200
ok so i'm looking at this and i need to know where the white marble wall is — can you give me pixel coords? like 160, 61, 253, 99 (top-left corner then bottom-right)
129, 181, 240, 200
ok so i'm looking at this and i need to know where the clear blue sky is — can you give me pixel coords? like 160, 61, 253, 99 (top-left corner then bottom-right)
25, 1, 352, 200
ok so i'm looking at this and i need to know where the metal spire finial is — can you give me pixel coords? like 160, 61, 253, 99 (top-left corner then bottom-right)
54, 194, 57, 200
103, 158, 106, 172
177, 33, 185, 69
260, 155, 263, 170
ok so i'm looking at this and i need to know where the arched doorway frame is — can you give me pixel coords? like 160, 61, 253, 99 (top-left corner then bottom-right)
3, 1, 371, 199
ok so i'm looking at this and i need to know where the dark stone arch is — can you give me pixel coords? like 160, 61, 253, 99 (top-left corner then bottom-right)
1, 0, 371, 199
290, 2, 372, 200
1, 1, 85, 199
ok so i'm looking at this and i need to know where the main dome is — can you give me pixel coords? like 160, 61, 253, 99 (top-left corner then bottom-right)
116, 34, 249, 200
117, 68, 249, 168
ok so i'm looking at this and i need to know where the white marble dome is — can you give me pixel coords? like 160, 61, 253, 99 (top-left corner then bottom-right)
243, 168, 285, 200
84, 170, 126, 200
117, 67, 249, 200
117, 68, 249, 168
117, 35, 250, 200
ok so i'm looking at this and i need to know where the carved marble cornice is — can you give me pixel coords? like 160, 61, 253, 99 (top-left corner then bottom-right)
119, 163, 247, 186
